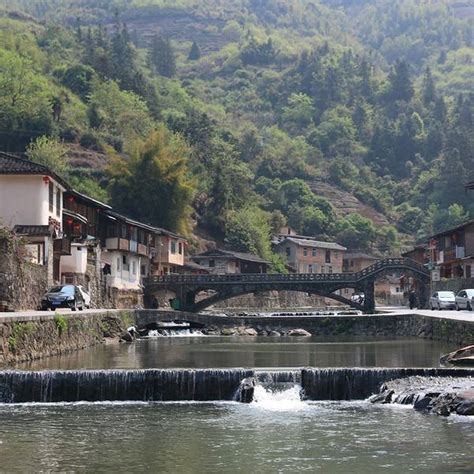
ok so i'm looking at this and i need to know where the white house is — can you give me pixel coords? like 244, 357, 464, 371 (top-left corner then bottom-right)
0, 152, 67, 283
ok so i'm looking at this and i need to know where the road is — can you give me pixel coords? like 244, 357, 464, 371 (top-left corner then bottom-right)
377, 306, 474, 322
0, 307, 473, 323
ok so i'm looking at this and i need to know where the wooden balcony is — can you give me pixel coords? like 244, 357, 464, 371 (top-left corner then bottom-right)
105, 237, 130, 252
53, 237, 71, 256
137, 243, 148, 256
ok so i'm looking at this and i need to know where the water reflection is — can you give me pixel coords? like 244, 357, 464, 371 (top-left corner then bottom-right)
14, 336, 454, 370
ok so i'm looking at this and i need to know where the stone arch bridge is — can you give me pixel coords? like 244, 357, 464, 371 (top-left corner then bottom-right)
143, 258, 430, 313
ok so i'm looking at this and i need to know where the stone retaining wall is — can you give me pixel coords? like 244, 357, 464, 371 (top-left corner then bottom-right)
135, 310, 474, 347
0, 235, 48, 312
0, 310, 133, 366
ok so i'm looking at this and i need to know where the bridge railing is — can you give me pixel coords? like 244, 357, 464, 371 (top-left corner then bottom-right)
144, 257, 430, 287
145, 271, 358, 285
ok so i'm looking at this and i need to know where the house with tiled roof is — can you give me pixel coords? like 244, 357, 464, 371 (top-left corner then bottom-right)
273, 236, 346, 274
191, 248, 270, 274
0, 152, 68, 284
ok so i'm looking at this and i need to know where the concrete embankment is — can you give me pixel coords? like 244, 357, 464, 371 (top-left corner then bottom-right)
0, 310, 133, 365
135, 310, 474, 347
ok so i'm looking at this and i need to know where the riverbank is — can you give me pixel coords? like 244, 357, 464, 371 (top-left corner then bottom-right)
0, 310, 132, 365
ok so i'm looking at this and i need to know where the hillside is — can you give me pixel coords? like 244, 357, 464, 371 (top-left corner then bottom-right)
0, 0, 472, 264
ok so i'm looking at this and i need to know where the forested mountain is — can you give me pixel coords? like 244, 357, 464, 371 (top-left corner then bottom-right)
0, 0, 472, 264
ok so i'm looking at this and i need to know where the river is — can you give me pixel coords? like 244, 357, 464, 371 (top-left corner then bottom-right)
1, 336, 473, 472
16, 335, 454, 370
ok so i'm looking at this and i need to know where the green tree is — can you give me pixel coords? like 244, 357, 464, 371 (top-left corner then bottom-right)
148, 35, 176, 78
26, 135, 69, 177
335, 213, 378, 251
188, 41, 201, 61
108, 126, 195, 234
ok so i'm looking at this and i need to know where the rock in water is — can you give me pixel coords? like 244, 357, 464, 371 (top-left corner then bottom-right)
221, 327, 237, 336
244, 328, 258, 336
236, 377, 257, 403
288, 329, 312, 337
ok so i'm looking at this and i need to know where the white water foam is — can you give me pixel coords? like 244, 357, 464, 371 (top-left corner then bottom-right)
251, 384, 306, 411
144, 329, 205, 338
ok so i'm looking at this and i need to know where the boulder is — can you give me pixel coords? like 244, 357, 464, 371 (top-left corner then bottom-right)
456, 400, 474, 416
288, 328, 312, 337
244, 328, 258, 336
221, 327, 237, 336
236, 377, 257, 403
268, 330, 281, 337
440, 345, 474, 366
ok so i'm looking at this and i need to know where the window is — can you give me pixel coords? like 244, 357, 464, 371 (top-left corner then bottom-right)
328, 266, 333, 274
303, 247, 308, 256
170, 241, 177, 254
130, 227, 138, 241
308, 264, 313, 274
141, 265, 146, 276
396, 287, 400, 293
466, 265, 472, 279
49, 182, 54, 213
132, 261, 137, 275
122, 255, 127, 265
56, 189, 61, 217
312, 248, 316, 257
350, 260, 354, 267
121, 225, 128, 239
209, 259, 215, 268
178, 242, 183, 255
325, 250, 331, 263
286, 247, 291, 257
116, 257, 121, 271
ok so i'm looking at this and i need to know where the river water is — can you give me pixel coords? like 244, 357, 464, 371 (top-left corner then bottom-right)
2, 336, 473, 472
16, 336, 454, 370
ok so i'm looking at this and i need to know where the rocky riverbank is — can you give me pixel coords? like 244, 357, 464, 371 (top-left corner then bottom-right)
370, 375, 474, 417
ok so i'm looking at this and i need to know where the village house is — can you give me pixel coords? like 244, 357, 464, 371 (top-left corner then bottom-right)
274, 236, 346, 273
427, 219, 474, 280
150, 229, 187, 275
0, 153, 67, 284
191, 249, 269, 274
401, 244, 428, 265
342, 252, 378, 272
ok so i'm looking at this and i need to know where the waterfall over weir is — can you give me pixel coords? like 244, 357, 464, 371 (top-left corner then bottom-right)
0, 368, 473, 404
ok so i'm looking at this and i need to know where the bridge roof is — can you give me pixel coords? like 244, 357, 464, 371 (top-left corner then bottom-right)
276, 237, 346, 251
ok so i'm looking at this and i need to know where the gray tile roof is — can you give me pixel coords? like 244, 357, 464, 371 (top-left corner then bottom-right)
0, 152, 69, 189
276, 237, 346, 251
193, 248, 270, 264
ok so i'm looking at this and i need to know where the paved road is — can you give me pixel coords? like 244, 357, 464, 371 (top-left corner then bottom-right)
379, 306, 474, 322
0, 308, 121, 323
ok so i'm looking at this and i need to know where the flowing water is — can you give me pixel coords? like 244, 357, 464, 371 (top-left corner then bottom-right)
2, 336, 473, 472
1, 400, 473, 472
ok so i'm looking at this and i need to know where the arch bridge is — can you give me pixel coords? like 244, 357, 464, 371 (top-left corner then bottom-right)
143, 258, 430, 313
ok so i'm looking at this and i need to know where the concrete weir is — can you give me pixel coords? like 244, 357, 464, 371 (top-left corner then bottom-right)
0, 368, 473, 403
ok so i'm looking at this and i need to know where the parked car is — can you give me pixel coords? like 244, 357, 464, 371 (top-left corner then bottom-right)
41, 285, 85, 311
430, 291, 456, 310
77, 285, 91, 309
455, 289, 474, 311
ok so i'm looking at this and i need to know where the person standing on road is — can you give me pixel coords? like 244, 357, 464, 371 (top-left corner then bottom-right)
408, 290, 417, 310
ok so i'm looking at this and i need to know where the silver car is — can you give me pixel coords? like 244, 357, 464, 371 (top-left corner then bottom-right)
430, 291, 456, 310
455, 289, 474, 311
